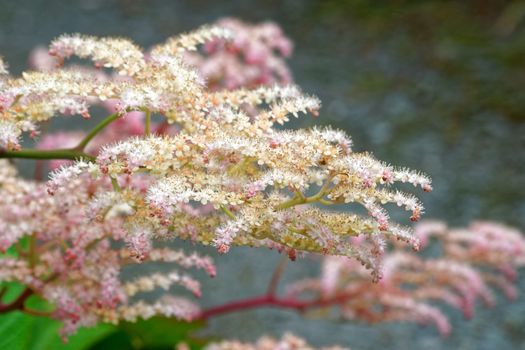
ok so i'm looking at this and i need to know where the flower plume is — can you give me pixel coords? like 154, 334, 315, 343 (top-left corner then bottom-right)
1, 19, 519, 344
287, 221, 525, 336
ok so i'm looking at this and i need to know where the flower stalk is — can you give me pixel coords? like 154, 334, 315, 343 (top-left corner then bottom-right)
74, 112, 121, 151
0, 148, 95, 161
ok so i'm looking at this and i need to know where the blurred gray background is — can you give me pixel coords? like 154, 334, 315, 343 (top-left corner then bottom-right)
1, 0, 524, 349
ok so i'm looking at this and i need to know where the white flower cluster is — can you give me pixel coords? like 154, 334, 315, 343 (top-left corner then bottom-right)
41, 74, 432, 279
0, 56, 7, 75
0, 22, 435, 339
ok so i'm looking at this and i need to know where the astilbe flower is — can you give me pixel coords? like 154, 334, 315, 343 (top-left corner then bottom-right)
53, 84, 431, 280
286, 221, 525, 336
183, 18, 293, 90
28, 19, 292, 170
0, 25, 230, 150
201, 332, 348, 350
28, 28, 428, 277
0, 159, 216, 338
0, 22, 432, 338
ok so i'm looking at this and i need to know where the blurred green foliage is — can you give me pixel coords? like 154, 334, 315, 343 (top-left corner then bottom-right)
0, 308, 206, 350
0, 258, 206, 349
0, 282, 115, 350
89, 318, 206, 350
312, 0, 525, 123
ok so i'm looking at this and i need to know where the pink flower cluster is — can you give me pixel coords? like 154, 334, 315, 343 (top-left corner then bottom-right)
202, 332, 348, 350
0, 19, 295, 339
0, 18, 522, 347
0, 160, 216, 338
184, 18, 293, 90
30, 17, 292, 170
287, 221, 525, 336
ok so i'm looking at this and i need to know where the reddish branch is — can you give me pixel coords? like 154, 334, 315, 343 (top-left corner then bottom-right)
197, 290, 362, 321
0, 274, 57, 316
0, 252, 355, 322
266, 255, 289, 296
196, 254, 365, 321
0, 287, 34, 313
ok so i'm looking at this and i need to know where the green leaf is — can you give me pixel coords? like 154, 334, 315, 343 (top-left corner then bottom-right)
0, 312, 34, 349
43, 323, 117, 350
89, 317, 206, 350
0, 286, 205, 350
0, 311, 117, 350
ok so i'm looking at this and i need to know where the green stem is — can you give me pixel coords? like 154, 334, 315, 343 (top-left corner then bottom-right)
276, 178, 334, 210
220, 205, 236, 219
0, 148, 95, 161
276, 192, 324, 210
0, 112, 123, 162
110, 176, 121, 192
276, 194, 303, 210
75, 112, 121, 151
0, 287, 7, 301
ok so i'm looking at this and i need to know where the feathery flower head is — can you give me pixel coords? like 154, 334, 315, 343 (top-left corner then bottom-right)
183, 18, 293, 90
0, 20, 436, 339
287, 220, 525, 336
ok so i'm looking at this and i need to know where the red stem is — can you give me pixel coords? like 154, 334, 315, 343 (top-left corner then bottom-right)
0, 274, 57, 315
0, 288, 33, 313
266, 255, 288, 296
197, 290, 361, 321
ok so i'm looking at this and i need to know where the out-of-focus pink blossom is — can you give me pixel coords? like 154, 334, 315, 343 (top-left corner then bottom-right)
36, 131, 85, 169
204, 332, 349, 350
0, 160, 215, 337
184, 18, 293, 90
287, 220, 525, 336
29, 46, 57, 71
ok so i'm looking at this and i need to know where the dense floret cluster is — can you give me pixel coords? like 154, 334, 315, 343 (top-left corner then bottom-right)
0, 19, 522, 345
